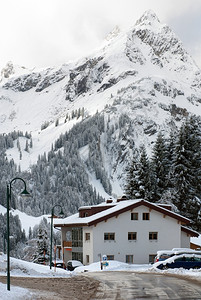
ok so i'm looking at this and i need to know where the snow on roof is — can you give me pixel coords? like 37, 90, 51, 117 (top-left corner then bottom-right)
54, 199, 191, 227
54, 199, 140, 226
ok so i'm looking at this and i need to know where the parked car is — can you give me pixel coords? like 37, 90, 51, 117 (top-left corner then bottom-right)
154, 250, 174, 263
154, 248, 201, 263
66, 260, 83, 271
51, 260, 65, 269
155, 254, 201, 270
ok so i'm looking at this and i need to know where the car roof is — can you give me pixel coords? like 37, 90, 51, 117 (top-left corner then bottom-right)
156, 250, 174, 255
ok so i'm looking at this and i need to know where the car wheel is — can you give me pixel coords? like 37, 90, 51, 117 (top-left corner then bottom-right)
194, 266, 201, 269
162, 265, 168, 270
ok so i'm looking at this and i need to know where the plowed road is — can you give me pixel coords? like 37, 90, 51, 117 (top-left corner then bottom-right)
1, 271, 201, 299
87, 271, 201, 300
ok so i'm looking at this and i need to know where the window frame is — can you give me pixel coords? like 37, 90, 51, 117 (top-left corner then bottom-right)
128, 232, 137, 240
104, 232, 115, 241
131, 212, 138, 220
126, 255, 134, 264
149, 232, 158, 240
143, 212, 150, 220
85, 232, 90, 241
107, 255, 114, 260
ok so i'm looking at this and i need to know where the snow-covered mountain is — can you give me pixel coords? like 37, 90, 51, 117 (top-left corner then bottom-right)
1, 10, 201, 197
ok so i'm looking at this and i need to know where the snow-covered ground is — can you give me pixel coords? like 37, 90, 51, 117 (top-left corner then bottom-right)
0, 252, 71, 299
0, 252, 201, 299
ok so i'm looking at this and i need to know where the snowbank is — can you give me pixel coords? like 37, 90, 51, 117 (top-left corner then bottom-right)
0, 282, 34, 300
0, 253, 70, 277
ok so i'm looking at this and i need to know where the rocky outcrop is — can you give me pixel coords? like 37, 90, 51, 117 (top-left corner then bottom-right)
65, 57, 108, 101
3, 73, 41, 92
35, 69, 66, 92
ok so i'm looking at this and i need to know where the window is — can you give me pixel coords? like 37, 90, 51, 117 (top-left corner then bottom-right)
149, 254, 156, 264
72, 228, 83, 247
143, 213, 150, 220
107, 255, 114, 260
131, 212, 138, 220
126, 255, 133, 264
149, 232, 158, 240
86, 255, 89, 264
128, 232, 137, 240
84, 212, 88, 217
85, 233, 90, 241
104, 233, 115, 240
72, 252, 83, 263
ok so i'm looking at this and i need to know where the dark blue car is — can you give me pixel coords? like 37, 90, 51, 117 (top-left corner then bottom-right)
156, 254, 201, 270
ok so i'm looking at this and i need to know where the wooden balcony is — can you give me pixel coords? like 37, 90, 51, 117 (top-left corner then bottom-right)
63, 241, 72, 248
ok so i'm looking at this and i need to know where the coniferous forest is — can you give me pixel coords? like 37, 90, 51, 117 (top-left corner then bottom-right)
0, 112, 201, 258
125, 115, 201, 231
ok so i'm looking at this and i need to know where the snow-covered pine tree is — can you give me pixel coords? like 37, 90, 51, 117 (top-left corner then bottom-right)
124, 153, 141, 199
124, 146, 152, 200
139, 145, 153, 201
151, 132, 169, 201
34, 225, 49, 265
171, 119, 195, 214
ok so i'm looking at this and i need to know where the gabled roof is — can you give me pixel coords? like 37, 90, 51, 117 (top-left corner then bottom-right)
54, 199, 191, 228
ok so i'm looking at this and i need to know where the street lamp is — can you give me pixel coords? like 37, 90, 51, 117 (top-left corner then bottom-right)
7, 177, 30, 291
50, 204, 64, 269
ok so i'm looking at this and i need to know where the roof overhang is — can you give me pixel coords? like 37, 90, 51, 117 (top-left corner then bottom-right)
181, 226, 199, 237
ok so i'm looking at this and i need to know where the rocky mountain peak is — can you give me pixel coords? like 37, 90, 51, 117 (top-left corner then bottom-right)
105, 25, 121, 41
0, 61, 31, 82
135, 10, 160, 27
1, 61, 15, 80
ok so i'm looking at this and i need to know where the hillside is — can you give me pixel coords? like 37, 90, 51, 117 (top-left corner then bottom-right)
0, 10, 201, 221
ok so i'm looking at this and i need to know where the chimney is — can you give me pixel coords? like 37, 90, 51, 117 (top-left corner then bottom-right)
106, 198, 113, 204
117, 195, 127, 202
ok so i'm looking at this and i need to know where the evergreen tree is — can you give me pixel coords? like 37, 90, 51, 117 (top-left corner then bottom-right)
125, 147, 152, 200
170, 116, 201, 230
151, 132, 169, 201
138, 145, 153, 201
124, 153, 141, 199
34, 225, 49, 264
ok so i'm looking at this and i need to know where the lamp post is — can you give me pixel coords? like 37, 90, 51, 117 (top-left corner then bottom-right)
50, 204, 64, 269
7, 177, 30, 291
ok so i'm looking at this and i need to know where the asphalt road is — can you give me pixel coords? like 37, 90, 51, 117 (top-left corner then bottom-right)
87, 271, 201, 300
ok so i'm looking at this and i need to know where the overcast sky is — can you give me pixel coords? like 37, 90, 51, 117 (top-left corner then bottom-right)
1, 0, 201, 70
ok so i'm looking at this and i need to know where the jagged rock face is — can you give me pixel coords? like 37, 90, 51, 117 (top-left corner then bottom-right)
3, 73, 41, 92
1, 62, 15, 79
65, 57, 108, 100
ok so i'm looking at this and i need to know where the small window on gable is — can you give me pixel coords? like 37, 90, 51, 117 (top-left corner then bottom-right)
143, 213, 150, 220
131, 212, 138, 220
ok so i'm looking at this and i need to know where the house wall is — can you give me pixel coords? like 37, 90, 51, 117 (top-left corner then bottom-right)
83, 227, 94, 265
89, 205, 183, 264
181, 230, 191, 248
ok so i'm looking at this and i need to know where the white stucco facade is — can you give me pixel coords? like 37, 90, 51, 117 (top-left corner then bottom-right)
83, 205, 183, 264
54, 199, 198, 265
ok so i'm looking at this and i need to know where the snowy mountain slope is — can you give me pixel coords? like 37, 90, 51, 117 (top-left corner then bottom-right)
1, 10, 201, 195
0, 204, 49, 236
